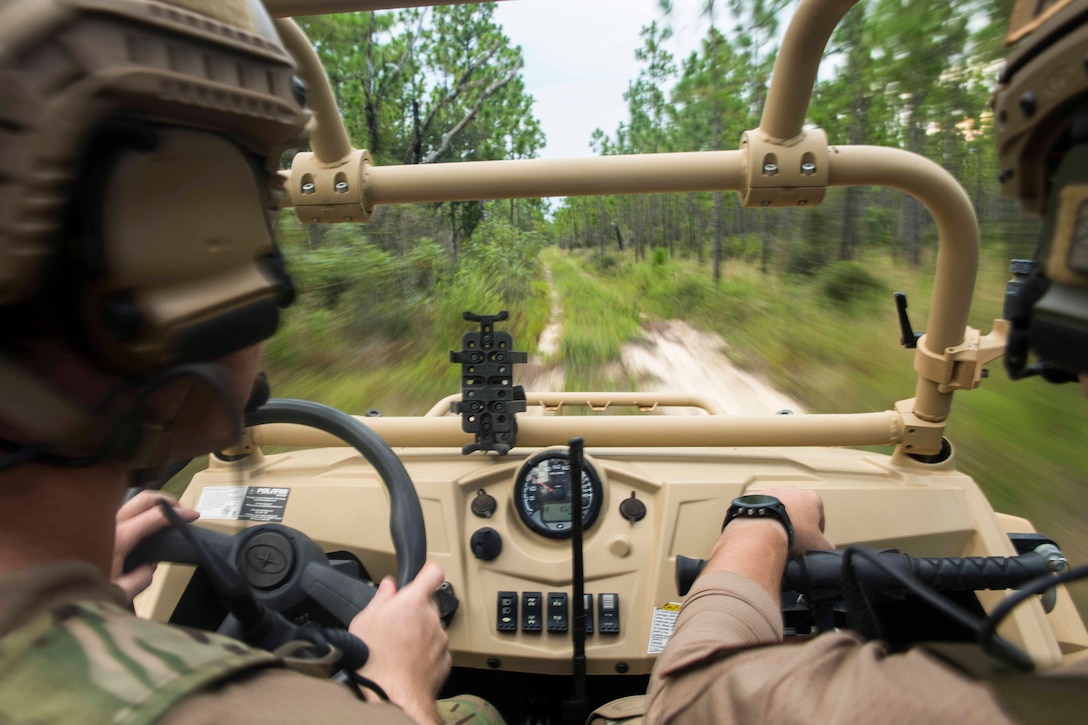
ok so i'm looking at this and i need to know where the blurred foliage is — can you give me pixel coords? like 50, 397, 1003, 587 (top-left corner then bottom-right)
263, 215, 549, 415
817, 261, 888, 305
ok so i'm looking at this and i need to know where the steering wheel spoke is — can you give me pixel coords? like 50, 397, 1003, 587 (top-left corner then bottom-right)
125, 524, 234, 569
301, 561, 378, 625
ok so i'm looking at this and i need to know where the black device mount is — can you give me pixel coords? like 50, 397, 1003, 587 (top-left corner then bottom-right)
450, 311, 527, 455
894, 292, 922, 349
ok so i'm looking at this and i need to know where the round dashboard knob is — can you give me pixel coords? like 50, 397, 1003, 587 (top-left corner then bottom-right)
470, 527, 503, 561
619, 491, 646, 523
608, 536, 632, 558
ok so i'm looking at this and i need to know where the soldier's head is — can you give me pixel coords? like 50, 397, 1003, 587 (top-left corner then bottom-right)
0, 0, 310, 474
993, 0, 1088, 386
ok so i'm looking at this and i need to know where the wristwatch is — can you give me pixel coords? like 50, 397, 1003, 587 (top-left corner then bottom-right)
722, 494, 794, 548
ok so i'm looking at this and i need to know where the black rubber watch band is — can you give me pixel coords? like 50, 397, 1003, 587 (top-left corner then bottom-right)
722, 494, 795, 548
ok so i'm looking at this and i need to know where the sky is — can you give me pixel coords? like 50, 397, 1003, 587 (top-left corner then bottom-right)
492, 0, 714, 160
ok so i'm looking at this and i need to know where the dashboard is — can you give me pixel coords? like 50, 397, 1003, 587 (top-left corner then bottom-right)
136, 438, 1085, 674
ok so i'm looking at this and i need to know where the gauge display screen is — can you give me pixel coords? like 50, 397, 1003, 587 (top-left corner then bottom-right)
541, 503, 572, 523
513, 451, 603, 538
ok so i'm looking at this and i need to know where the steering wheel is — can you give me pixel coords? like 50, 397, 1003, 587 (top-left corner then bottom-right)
126, 398, 427, 628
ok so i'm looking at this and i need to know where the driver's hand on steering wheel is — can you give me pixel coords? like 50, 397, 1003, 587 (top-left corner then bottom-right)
350, 562, 451, 725
111, 491, 200, 604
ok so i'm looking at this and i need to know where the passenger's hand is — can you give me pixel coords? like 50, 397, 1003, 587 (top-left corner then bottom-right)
111, 491, 200, 603
350, 562, 451, 725
752, 486, 832, 558
705, 487, 832, 601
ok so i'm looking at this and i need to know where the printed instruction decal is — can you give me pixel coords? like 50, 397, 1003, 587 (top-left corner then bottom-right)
648, 602, 682, 654
196, 486, 290, 523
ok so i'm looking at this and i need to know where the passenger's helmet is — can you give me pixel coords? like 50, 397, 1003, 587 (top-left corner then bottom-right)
993, 0, 1088, 381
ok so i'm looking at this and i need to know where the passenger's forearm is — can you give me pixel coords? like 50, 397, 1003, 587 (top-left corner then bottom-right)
703, 518, 789, 602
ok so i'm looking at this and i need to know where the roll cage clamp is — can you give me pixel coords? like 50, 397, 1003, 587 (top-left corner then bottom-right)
739, 127, 830, 209
913, 321, 1010, 394
289, 148, 374, 224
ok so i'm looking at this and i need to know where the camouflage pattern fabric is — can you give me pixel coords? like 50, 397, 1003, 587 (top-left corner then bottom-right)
437, 693, 508, 724
0, 599, 279, 725
585, 694, 646, 724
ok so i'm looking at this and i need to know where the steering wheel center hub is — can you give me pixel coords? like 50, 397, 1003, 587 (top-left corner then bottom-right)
241, 530, 295, 589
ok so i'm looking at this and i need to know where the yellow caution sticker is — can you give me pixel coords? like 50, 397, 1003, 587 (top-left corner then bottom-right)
648, 602, 682, 654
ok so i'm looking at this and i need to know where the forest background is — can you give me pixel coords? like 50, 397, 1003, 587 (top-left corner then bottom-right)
259, 0, 1087, 608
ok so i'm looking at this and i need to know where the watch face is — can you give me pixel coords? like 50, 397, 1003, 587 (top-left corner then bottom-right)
738, 494, 779, 507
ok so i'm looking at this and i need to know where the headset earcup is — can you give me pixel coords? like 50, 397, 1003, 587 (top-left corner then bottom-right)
68, 121, 291, 375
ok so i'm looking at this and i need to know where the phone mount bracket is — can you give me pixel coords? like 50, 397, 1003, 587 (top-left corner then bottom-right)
450, 311, 527, 455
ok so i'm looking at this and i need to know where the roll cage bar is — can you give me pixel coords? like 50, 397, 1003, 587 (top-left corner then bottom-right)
256, 0, 1008, 455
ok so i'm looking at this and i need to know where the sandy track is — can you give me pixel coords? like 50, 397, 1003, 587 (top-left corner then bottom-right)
518, 267, 802, 416
620, 321, 803, 416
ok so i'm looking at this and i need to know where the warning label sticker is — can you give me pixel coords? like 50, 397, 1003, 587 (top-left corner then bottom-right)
648, 602, 682, 654
196, 486, 247, 520
196, 486, 290, 523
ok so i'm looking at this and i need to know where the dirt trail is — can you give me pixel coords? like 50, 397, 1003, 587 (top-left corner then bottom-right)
519, 267, 802, 416
621, 321, 804, 415
518, 266, 565, 399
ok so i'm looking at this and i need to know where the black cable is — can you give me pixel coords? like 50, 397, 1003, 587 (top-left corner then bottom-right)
349, 673, 389, 701
978, 563, 1088, 663
0, 442, 48, 474
0, 363, 238, 473
840, 547, 885, 641
0, 378, 132, 471
842, 547, 1035, 672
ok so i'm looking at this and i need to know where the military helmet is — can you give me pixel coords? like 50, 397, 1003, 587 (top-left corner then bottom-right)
993, 0, 1088, 380
0, 0, 309, 376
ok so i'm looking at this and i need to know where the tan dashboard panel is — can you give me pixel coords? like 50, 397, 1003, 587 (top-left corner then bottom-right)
137, 441, 1085, 673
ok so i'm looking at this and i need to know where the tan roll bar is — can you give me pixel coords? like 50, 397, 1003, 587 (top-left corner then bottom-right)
266, 0, 1003, 454
275, 18, 352, 165
424, 393, 729, 417
255, 410, 904, 450
759, 0, 859, 143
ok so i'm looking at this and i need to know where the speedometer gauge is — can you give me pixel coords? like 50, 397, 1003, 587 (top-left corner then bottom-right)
513, 450, 603, 538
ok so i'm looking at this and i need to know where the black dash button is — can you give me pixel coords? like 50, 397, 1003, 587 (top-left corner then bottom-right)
547, 592, 568, 632
497, 591, 517, 632
522, 591, 542, 632
599, 592, 620, 634
584, 593, 594, 634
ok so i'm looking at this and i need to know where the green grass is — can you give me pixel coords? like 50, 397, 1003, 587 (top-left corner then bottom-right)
548, 251, 642, 391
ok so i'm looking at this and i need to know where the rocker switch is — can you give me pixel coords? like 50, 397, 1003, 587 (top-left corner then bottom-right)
598, 592, 620, 634
583, 594, 594, 634
497, 591, 517, 632
547, 592, 568, 632
522, 591, 542, 632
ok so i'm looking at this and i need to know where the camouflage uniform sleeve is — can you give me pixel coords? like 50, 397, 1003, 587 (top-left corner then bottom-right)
161, 672, 509, 724
158, 667, 417, 724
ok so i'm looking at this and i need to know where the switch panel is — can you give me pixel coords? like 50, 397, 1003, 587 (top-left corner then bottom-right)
522, 591, 543, 632
598, 592, 620, 634
497, 590, 615, 634
547, 592, 568, 632
497, 591, 517, 633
